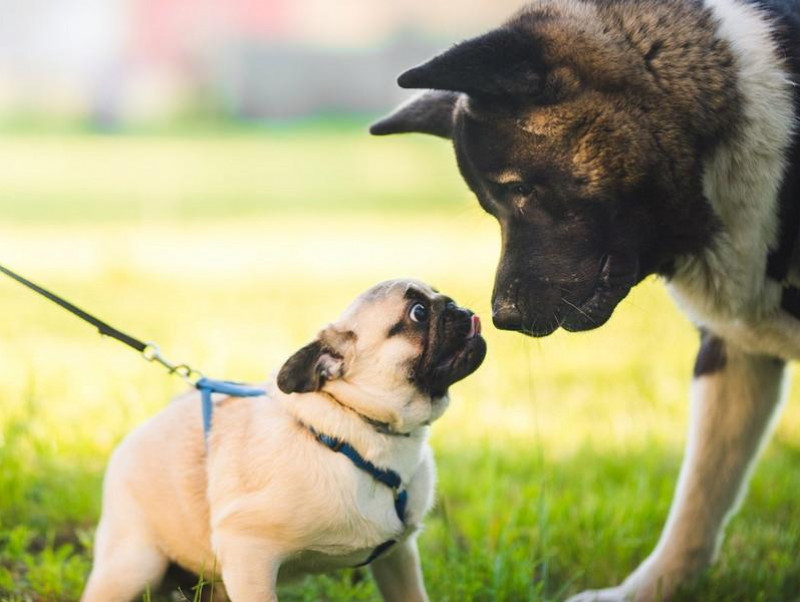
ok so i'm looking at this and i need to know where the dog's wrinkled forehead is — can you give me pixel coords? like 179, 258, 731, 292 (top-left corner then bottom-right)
456, 95, 650, 202
342, 278, 440, 320
334, 279, 435, 341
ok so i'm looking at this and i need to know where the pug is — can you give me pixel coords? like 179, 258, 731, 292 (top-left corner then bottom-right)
81, 278, 486, 602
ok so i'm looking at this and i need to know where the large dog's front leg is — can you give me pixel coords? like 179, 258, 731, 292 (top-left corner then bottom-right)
569, 336, 787, 602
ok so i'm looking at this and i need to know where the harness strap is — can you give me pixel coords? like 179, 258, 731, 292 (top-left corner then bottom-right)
310, 428, 402, 491
320, 392, 411, 438
196, 378, 266, 439
307, 425, 408, 566
394, 489, 408, 525
361, 415, 412, 438
353, 539, 398, 568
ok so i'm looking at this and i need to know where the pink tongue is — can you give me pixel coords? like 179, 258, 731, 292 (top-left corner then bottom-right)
468, 314, 482, 338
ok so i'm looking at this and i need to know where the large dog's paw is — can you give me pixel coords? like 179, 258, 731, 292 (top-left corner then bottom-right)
565, 568, 678, 602
564, 548, 706, 602
566, 586, 636, 602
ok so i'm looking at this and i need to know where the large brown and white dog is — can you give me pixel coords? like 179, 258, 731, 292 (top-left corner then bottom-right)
372, 0, 800, 600
81, 279, 486, 602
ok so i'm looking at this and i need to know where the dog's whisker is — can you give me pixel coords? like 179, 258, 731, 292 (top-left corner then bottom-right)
559, 296, 595, 324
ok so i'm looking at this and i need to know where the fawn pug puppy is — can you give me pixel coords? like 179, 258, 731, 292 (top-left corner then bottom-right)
82, 279, 486, 602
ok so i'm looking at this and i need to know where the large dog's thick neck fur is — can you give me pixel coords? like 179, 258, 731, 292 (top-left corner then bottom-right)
668, 0, 797, 346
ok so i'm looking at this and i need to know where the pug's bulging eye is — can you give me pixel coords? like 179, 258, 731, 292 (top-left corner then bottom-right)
409, 303, 429, 323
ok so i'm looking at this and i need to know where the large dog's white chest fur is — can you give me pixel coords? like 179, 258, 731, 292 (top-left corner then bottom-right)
669, 0, 800, 357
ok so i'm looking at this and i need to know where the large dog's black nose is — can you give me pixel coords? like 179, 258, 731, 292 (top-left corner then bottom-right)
492, 303, 523, 331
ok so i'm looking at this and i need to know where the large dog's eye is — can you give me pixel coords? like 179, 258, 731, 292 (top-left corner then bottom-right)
409, 303, 429, 323
507, 182, 533, 197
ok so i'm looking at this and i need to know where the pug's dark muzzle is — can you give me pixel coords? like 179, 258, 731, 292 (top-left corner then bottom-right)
413, 304, 487, 397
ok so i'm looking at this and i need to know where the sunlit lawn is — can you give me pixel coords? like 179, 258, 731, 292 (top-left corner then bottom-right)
1, 130, 799, 601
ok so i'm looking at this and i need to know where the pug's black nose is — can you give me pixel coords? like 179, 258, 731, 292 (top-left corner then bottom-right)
492, 303, 523, 331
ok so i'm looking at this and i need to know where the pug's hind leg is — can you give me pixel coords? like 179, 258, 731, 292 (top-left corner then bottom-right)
81, 526, 168, 602
370, 536, 429, 602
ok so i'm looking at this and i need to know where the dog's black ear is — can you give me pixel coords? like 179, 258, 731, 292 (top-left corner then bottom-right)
370, 91, 459, 138
277, 340, 343, 394
277, 330, 355, 394
396, 27, 546, 100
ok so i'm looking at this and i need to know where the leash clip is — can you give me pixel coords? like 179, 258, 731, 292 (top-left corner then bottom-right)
142, 342, 204, 385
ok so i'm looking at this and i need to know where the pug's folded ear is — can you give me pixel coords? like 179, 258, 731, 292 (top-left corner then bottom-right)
277, 329, 355, 394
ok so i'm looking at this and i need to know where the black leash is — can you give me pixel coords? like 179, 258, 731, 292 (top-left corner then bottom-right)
0, 262, 201, 381
0, 261, 269, 439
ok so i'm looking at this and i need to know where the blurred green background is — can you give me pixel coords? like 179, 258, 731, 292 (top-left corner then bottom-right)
1, 0, 800, 599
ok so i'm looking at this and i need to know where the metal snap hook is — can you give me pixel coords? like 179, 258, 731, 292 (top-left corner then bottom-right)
142, 342, 203, 384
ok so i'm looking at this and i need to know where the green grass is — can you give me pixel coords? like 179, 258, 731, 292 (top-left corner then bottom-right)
1, 129, 800, 601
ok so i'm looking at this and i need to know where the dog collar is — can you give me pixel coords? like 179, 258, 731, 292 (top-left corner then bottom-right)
361, 415, 413, 438
305, 424, 408, 566
320, 392, 412, 438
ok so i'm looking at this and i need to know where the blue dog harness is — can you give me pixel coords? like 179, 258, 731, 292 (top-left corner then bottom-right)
195, 377, 266, 438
